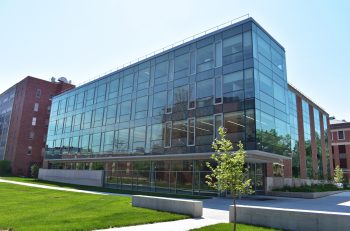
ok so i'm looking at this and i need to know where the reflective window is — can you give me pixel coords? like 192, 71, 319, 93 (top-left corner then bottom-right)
103, 131, 114, 152
196, 116, 213, 145
165, 122, 172, 147
175, 53, 189, 72
72, 113, 82, 131
91, 133, 101, 153
117, 129, 129, 152
244, 68, 254, 98
105, 104, 117, 125
223, 71, 243, 93
136, 96, 148, 112
259, 72, 273, 96
187, 118, 195, 145
196, 79, 212, 99
75, 92, 84, 109
215, 41, 222, 67
197, 45, 213, 72
133, 126, 146, 152
85, 88, 95, 106
215, 76, 222, 104
257, 36, 271, 59
64, 116, 72, 133
174, 85, 189, 104
80, 134, 90, 153
155, 61, 169, 78
190, 51, 196, 74
120, 101, 131, 115
153, 91, 167, 108
66, 96, 75, 112
138, 68, 150, 84
109, 79, 119, 99
70, 136, 79, 153
273, 82, 285, 103
272, 48, 283, 71
151, 124, 163, 140
151, 123, 164, 148
188, 83, 196, 109
214, 114, 223, 139
224, 111, 245, 136
83, 111, 92, 129
223, 34, 242, 56
96, 84, 106, 103
172, 120, 187, 146
93, 107, 104, 127
166, 90, 173, 113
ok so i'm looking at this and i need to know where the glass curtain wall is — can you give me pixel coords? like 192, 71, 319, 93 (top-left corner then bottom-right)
302, 100, 313, 178
252, 24, 291, 157
288, 90, 300, 178
323, 114, 330, 179
0, 87, 16, 160
46, 20, 265, 160
313, 108, 323, 179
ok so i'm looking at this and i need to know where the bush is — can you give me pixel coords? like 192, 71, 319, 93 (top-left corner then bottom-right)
273, 184, 340, 192
0, 160, 11, 175
334, 165, 344, 184
30, 164, 40, 179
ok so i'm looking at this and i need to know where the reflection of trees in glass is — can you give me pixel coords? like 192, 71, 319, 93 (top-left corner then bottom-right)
256, 129, 291, 156
291, 140, 300, 178
304, 139, 313, 178
315, 132, 324, 179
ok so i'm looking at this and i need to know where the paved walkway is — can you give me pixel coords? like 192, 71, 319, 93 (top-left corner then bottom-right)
0, 178, 129, 196
96, 207, 228, 231
2, 178, 350, 230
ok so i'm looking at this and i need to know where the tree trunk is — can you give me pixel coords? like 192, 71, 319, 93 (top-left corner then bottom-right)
233, 198, 237, 231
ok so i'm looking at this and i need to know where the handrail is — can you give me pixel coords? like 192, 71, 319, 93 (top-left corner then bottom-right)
76, 14, 250, 87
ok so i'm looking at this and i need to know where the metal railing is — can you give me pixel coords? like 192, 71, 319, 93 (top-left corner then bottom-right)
104, 170, 217, 195
76, 14, 250, 87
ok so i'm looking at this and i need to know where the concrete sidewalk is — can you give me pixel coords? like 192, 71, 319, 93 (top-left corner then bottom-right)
0, 178, 129, 196
96, 208, 228, 231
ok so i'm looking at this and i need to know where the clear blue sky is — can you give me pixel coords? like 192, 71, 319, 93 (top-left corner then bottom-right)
0, 0, 349, 120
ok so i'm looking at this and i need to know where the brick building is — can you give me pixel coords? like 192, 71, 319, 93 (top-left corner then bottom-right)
0, 76, 74, 176
330, 118, 350, 181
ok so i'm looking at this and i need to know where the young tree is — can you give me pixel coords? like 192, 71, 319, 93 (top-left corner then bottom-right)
206, 127, 254, 231
334, 165, 344, 184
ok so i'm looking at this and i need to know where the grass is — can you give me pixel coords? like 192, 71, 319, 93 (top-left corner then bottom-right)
0, 182, 188, 231
0, 175, 209, 199
190, 223, 282, 231
272, 184, 348, 192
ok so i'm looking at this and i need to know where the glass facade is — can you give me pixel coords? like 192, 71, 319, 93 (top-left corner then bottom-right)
44, 18, 332, 192
313, 108, 323, 179
0, 87, 16, 160
288, 90, 299, 178
302, 99, 313, 178
252, 24, 290, 157
47, 19, 275, 160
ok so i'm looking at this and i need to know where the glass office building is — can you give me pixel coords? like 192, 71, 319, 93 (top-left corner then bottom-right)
45, 18, 330, 194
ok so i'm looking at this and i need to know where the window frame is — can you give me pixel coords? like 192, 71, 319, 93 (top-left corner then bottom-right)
338, 130, 345, 140
187, 117, 195, 146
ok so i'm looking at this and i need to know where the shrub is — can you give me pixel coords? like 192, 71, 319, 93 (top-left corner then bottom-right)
334, 165, 344, 184
0, 160, 11, 175
30, 164, 40, 179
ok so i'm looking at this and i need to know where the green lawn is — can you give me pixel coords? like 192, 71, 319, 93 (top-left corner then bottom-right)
190, 223, 282, 231
0, 182, 188, 231
0, 176, 209, 199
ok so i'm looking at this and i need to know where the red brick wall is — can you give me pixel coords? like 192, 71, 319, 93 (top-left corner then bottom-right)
319, 112, 328, 179
296, 96, 307, 179
5, 76, 74, 176
308, 105, 318, 178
